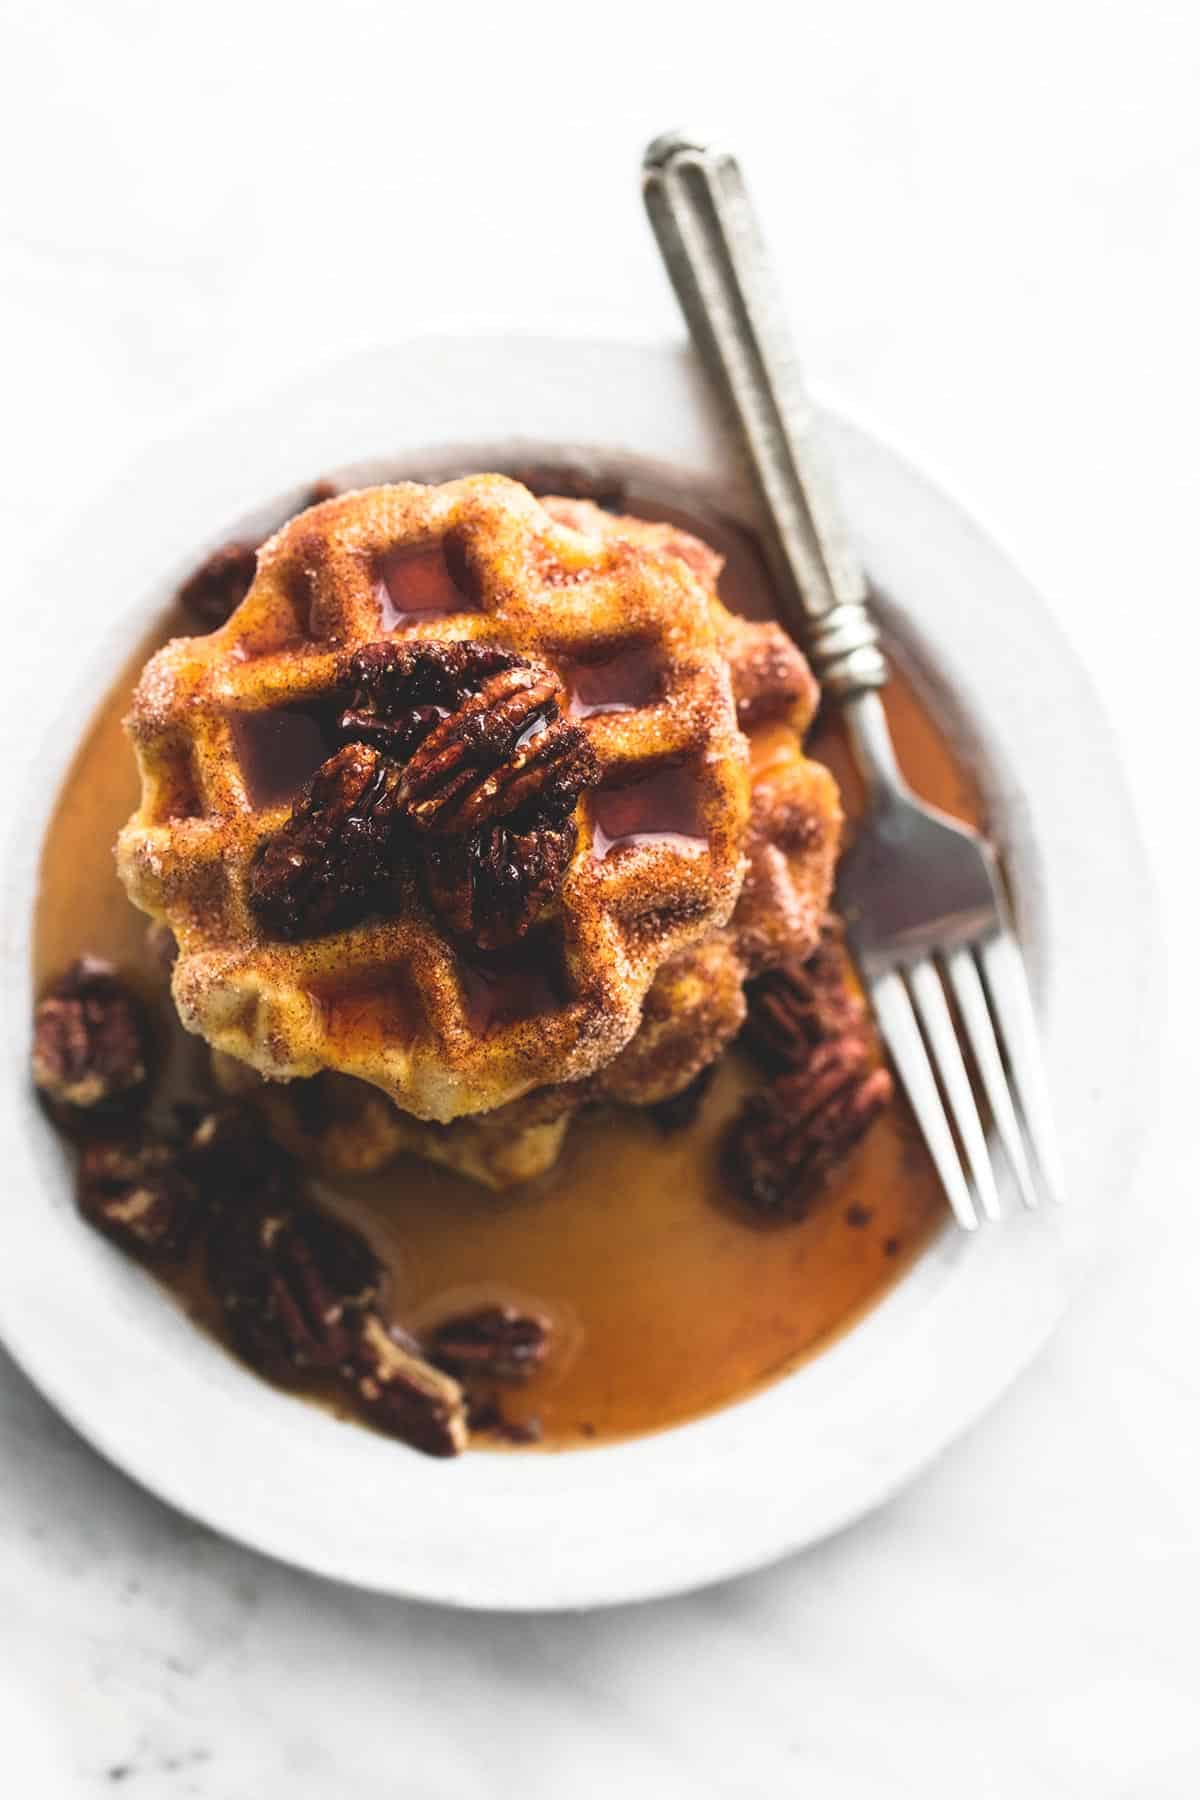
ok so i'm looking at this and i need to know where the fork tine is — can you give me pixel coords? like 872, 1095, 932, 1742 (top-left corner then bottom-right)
945, 947, 1041, 1211
907, 960, 1003, 1223
869, 970, 979, 1231
979, 931, 1066, 1205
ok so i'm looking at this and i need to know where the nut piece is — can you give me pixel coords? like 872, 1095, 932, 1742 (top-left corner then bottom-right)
647, 1064, 717, 1134
466, 1393, 544, 1444
77, 1138, 199, 1261
725, 1035, 894, 1221
145, 920, 179, 974
423, 815, 578, 951
32, 958, 150, 1113
177, 542, 259, 631
427, 1306, 550, 1383
399, 664, 597, 836
339, 639, 521, 759
177, 1101, 295, 1205
506, 461, 628, 510
353, 1314, 468, 1457
742, 922, 865, 1073
207, 1195, 382, 1383
247, 743, 407, 941
335, 641, 598, 949
175, 484, 341, 631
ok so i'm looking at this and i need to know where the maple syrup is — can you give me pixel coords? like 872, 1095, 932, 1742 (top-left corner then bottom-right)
230, 705, 336, 808
33, 497, 983, 1449
590, 762, 707, 859
565, 643, 663, 717
376, 542, 478, 626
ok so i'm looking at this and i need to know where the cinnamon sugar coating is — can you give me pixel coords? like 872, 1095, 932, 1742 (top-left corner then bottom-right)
119, 477, 751, 1122
196, 490, 844, 1186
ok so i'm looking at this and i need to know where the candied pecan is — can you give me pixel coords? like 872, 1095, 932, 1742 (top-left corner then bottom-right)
176, 486, 339, 631
399, 664, 598, 835
338, 639, 521, 758
78, 1137, 200, 1262
177, 1102, 295, 1206
506, 461, 628, 510
207, 1195, 381, 1383
352, 1314, 468, 1457
725, 1035, 893, 1220
247, 743, 406, 940
466, 1393, 544, 1444
144, 920, 179, 974
742, 922, 865, 1073
177, 541, 258, 631
422, 814, 578, 950
32, 958, 150, 1114
427, 1306, 550, 1383
302, 479, 340, 506
647, 1064, 717, 1133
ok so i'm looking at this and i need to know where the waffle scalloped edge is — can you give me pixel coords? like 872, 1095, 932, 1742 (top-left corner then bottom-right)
196, 493, 845, 1185
118, 476, 758, 1121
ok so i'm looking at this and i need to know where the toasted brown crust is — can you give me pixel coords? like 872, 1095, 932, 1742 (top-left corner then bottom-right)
119, 478, 752, 1122
125, 481, 841, 1162
541, 499, 841, 1116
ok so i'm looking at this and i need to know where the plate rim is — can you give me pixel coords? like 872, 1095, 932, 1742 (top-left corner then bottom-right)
0, 334, 1162, 1609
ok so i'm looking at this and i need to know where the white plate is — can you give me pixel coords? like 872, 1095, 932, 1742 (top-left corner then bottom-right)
0, 337, 1159, 1610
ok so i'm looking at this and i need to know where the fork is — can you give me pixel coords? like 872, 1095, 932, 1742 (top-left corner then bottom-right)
642, 131, 1064, 1228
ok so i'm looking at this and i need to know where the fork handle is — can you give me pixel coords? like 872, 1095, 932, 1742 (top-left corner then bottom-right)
642, 131, 888, 699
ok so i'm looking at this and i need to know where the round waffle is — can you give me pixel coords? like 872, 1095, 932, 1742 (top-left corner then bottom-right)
206, 494, 844, 1185
118, 477, 751, 1121
543, 498, 841, 1109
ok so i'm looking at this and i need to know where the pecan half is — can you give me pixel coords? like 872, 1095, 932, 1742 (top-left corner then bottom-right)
247, 743, 407, 940
251, 643, 594, 948
352, 1314, 468, 1457
178, 541, 258, 631
742, 921, 865, 1073
427, 1306, 550, 1383
338, 640, 521, 758
398, 664, 597, 835
303, 479, 341, 507
144, 920, 179, 974
176, 485, 340, 631
207, 1195, 382, 1383
78, 1138, 200, 1261
466, 1393, 544, 1444
32, 958, 150, 1114
647, 1064, 717, 1133
506, 462, 628, 511
177, 1102, 295, 1206
422, 814, 578, 950
725, 1035, 893, 1220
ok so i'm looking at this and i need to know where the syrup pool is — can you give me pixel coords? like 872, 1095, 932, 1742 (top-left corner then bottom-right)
230, 706, 336, 808
590, 762, 706, 858
376, 542, 477, 626
565, 642, 663, 717
455, 933, 569, 1032
33, 486, 983, 1450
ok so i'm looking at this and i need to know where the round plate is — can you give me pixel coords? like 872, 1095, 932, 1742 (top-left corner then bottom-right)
0, 338, 1159, 1609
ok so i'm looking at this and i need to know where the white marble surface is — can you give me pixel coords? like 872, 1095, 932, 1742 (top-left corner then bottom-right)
2, 1, 1198, 1793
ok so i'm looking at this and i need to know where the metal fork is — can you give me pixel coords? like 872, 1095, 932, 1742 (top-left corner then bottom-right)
642, 131, 1064, 1228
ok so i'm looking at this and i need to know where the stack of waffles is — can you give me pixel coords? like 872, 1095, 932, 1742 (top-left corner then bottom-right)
119, 477, 841, 1185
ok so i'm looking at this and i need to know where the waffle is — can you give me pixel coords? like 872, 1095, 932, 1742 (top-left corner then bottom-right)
204, 495, 844, 1186
211, 1051, 572, 1189
544, 498, 841, 1107
118, 477, 751, 1122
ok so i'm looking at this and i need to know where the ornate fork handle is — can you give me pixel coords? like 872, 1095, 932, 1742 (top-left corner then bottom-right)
642, 131, 887, 702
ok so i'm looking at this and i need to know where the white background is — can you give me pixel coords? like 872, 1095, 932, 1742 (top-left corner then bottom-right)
2, 1, 1198, 1793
